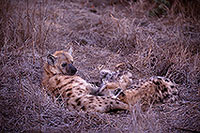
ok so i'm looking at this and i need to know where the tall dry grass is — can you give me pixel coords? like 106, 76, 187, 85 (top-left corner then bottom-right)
0, 0, 200, 132
129, 0, 200, 20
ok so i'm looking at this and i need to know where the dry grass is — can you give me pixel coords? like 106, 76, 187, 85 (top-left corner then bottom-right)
0, 0, 200, 132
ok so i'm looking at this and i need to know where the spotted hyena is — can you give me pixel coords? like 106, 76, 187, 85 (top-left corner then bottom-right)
42, 46, 129, 113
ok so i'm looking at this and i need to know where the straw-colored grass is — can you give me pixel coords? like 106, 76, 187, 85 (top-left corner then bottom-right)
0, 0, 200, 132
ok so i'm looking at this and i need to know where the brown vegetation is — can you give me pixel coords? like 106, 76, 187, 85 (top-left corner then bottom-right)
0, 0, 200, 132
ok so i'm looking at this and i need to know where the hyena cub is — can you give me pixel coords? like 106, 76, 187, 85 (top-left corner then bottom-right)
42, 47, 129, 113
97, 69, 132, 97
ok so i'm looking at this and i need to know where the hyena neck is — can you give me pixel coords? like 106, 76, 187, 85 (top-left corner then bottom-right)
44, 64, 55, 76
42, 63, 57, 87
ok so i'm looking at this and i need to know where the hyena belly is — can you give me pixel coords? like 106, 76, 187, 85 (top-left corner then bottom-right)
62, 94, 129, 113
82, 95, 129, 113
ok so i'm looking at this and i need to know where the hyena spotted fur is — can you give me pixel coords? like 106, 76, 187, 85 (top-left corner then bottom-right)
115, 76, 178, 111
98, 70, 178, 111
42, 47, 129, 113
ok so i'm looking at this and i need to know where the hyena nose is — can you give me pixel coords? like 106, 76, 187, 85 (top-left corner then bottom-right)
69, 64, 77, 75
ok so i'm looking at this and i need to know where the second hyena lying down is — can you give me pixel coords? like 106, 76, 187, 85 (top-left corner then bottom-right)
99, 69, 178, 111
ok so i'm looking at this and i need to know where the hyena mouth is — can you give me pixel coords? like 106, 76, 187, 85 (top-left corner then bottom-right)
68, 64, 77, 76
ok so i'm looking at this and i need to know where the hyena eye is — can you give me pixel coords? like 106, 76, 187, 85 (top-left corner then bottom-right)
61, 63, 67, 67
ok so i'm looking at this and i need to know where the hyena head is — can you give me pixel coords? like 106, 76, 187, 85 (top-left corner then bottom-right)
47, 47, 77, 76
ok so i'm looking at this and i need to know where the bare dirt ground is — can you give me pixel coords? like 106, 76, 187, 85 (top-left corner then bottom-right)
0, 0, 200, 132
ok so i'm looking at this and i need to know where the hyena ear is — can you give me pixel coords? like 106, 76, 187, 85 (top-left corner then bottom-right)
47, 54, 57, 66
65, 42, 74, 56
68, 46, 73, 56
